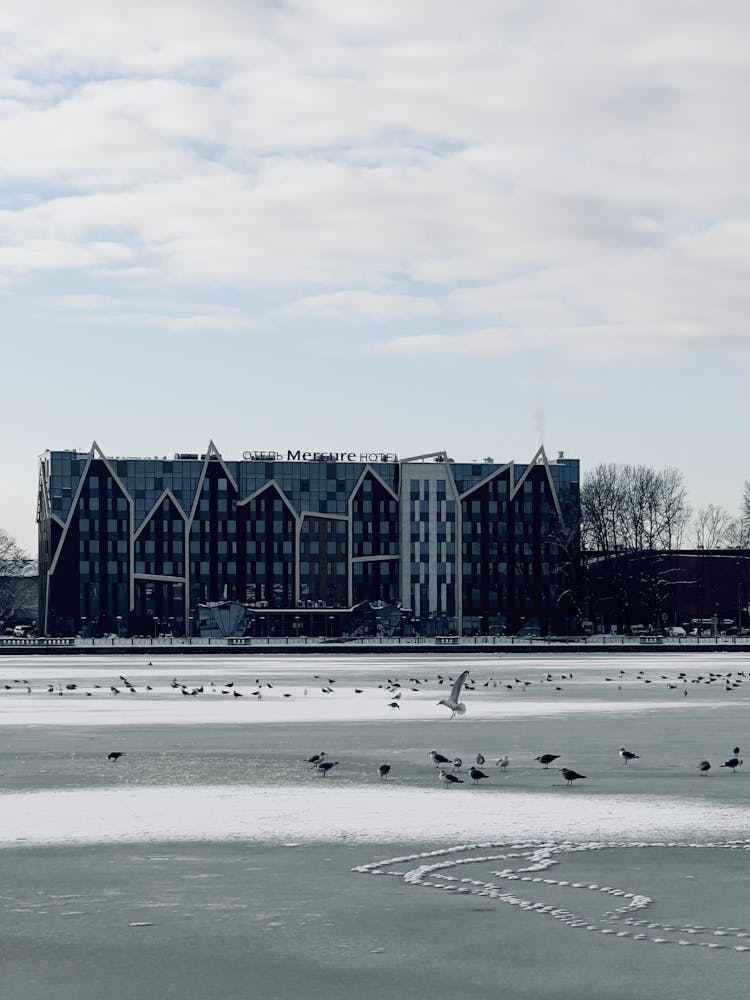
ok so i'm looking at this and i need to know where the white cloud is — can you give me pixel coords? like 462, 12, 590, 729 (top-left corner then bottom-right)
283, 289, 439, 321
43, 293, 256, 334
1, 1, 749, 358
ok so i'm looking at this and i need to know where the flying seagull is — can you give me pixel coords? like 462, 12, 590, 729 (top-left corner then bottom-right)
535, 754, 560, 768
560, 767, 586, 786
438, 670, 470, 718
618, 748, 640, 765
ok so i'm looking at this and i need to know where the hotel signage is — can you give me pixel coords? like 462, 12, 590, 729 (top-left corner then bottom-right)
242, 449, 398, 462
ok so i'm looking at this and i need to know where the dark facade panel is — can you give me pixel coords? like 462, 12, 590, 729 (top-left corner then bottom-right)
237, 484, 296, 608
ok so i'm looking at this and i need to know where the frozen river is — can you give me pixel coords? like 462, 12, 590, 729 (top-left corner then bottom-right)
2, 651, 750, 999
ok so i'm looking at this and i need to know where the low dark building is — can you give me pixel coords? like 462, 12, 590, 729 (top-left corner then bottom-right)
585, 549, 750, 634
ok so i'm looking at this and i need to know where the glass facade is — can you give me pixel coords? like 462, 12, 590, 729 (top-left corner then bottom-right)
37, 443, 579, 636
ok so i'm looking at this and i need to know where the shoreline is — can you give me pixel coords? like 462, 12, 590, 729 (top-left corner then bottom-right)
3, 639, 750, 656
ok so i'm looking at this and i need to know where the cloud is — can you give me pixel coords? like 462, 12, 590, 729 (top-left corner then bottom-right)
283, 289, 439, 321
44, 293, 256, 333
1, 1, 750, 358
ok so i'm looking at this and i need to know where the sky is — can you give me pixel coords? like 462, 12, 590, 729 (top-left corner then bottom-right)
1, 0, 749, 555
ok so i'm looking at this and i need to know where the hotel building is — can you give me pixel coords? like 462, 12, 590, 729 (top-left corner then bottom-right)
37, 443, 580, 637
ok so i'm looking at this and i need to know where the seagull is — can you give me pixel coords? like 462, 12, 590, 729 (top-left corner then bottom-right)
317, 761, 339, 776
496, 754, 509, 770
470, 766, 489, 785
618, 748, 639, 765
535, 754, 560, 768
431, 750, 451, 767
698, 760, 711, 775
438, 669, 470, 718
453, 757, 463, 770
721, 757, 743, 773
439, 770, 463, 787
305, 752, 326, 765
560, 767, 586, 786
107, 751, 125, 761
733, 746, 741, 755
379, 764, 391, 780
476, 752, 485, 766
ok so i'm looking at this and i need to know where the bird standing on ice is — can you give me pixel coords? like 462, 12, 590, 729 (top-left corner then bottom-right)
438, 670, 470, 718
560, 767, 586, 786
618, 748, 639, 765
439, 770, 463, 787
469, 766, 489, 785
535, 754, 560, 768
496, 754, 509, 770
431, 749, 451, 767
378, 764, 391, 780
721, 757, 743, 773
698, 760, 711, 775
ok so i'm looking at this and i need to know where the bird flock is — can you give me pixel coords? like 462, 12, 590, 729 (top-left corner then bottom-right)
258, 743, 744, 789
2, 658, 747, 786
3, 660, 750, 708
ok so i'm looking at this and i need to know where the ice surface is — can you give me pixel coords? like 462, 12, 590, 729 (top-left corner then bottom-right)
4, 652, 750, 1000
2, 782, 750, 847
0, 650, 745, 726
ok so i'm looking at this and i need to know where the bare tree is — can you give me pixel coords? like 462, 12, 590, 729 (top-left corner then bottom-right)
656, 467, 691, 550
0, 530, 30, 621
692, 504, 735, 549
726, 481, 750, 548
580, 464, 626, 552
581, 464, 691, 630
581, 464, 691, 553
